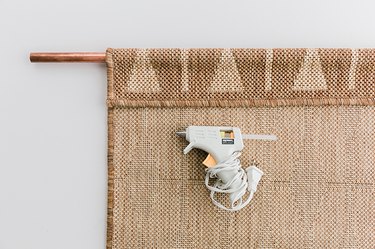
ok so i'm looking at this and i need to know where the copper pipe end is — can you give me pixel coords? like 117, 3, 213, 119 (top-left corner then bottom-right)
30, 52, 106, 63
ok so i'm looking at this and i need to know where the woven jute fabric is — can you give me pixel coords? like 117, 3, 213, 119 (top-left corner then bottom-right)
106, 48, 375, 249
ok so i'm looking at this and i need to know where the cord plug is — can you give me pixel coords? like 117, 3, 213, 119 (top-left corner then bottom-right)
246, 166, 263, 193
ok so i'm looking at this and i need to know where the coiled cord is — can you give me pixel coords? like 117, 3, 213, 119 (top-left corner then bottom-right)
204, 152, 256, 211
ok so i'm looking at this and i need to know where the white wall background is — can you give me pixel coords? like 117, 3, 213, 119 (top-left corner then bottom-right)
0, 0, 374, 248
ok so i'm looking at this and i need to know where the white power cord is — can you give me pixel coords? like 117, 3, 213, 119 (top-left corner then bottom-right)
204, 152, 263, 211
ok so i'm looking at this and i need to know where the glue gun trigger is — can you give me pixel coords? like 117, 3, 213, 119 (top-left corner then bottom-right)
203, 154, 217, 167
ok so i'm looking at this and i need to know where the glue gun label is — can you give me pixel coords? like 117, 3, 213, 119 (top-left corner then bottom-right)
222, 138, 234, 144
220, 130, 235, 144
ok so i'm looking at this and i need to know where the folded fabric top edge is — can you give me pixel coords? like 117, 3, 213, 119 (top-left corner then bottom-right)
106, 48, 375, 108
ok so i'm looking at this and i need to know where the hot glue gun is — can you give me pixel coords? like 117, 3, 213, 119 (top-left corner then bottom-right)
177, 126, 277, 211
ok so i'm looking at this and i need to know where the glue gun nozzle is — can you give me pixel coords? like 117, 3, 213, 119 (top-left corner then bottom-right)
176, 131, 186, 137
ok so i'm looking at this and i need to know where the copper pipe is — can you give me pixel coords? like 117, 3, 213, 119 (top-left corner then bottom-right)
30, 52, 106, 63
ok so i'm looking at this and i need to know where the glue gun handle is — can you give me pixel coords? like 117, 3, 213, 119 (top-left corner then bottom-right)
183, 142, 195, 154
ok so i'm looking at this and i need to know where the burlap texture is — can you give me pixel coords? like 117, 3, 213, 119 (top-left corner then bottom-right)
106, 49, 375, 249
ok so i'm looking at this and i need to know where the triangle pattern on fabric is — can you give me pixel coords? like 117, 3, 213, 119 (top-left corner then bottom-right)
127, 49, 160, 92
293, 49, 327, 91
181, 49, 189, 92
265, 49, 273, 91
208, 49, 243, 92
348, 49, 358, 90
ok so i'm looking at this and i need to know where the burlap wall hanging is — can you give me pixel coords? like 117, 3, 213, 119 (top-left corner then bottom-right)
106, 48, 374, 248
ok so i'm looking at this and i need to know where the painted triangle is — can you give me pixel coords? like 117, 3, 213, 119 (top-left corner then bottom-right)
348, 49, 358, 90
128, 49, 160, 92
181, 49, 189, 92
209, 49, 243, 92
293, 49, 327, 91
